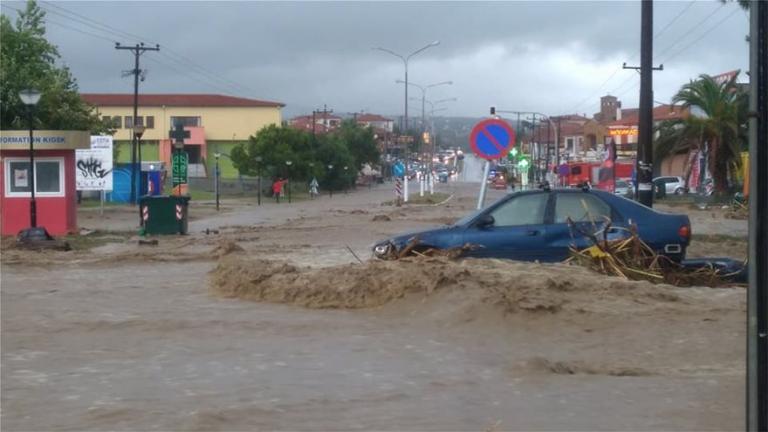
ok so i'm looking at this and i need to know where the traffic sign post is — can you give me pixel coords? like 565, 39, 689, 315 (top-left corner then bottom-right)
169, 123, 190, 196
469, 118, 516, 209
393, 162, 405, 206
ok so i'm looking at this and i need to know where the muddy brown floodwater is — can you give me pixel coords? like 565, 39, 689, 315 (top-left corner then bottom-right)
1, 181, 747, 431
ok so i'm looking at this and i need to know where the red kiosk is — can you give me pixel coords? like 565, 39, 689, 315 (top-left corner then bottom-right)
1, 130, 91, 236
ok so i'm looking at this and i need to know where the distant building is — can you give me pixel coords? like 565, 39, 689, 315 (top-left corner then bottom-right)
82, 93, 284, 177
605, 104, 689, 156
288, 113, 342, 135
355, 113, 394, 133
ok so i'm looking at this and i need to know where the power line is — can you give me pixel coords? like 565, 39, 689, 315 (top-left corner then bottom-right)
2, 4, 118, 44
659, 6, 741, 65
566, 0, 696, 114
7, 3, 248, 97
653, 2, 726, 61
653, 0, 697, 42
37, 2, 259, 97
40, 1, 149, 44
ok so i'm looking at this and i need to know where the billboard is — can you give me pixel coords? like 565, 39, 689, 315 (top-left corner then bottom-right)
76, 136, 113, 191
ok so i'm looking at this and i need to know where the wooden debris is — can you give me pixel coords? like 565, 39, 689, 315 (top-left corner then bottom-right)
565, 217, 740, 287
379, 236, 479, 261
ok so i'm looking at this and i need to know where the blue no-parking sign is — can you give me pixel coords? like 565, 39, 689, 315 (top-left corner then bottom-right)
469, 118, 516, 160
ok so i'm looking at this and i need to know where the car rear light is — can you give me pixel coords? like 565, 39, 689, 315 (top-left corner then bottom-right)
678, 225, 691, 240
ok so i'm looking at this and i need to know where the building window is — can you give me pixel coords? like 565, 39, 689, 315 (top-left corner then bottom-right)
170, 116, 201, 127
112, 116, 122, 128
125, 116, 133, 129
4, 158, 65, 197
146, 116, 155, 129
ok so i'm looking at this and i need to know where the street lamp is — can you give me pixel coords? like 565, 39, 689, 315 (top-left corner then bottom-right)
397, 79, 452, 132
373, 40, 440, 203
255, 156, 263, 205
417, 97, 457, 194
285, 160, 293, 203
18, 89, 42, 233
327, 164, 334, 198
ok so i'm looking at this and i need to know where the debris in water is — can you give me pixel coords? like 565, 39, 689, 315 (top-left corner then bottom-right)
565, 217, 742, 287
211, 240, 244, 257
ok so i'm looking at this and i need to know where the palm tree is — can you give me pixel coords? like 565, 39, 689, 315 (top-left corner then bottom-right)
668, 73, 748, 194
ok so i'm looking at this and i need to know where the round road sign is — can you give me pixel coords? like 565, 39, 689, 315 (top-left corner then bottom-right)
469, 118, 516, 161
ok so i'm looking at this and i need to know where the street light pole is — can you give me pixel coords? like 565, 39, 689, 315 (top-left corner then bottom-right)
19, 89, 41, 229
255, 156, 262, 206
133, 125, 145, 198
374, 41, 440, 203
344, 166, 349, 194
214, 152, 220, 211
285, 160, 293, 203
327, 164, 334, 198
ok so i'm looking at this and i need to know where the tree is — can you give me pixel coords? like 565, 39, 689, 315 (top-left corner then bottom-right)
334, 120, 380, 170
230, 124, 315, 180
0, 1, 112, 133
314, 134, 356, 191
665, 73, 748, 194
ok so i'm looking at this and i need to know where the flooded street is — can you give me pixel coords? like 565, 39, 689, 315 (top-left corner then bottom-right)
1, 180, 747, 431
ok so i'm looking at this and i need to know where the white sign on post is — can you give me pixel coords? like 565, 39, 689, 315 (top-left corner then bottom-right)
76, 136, 114, 191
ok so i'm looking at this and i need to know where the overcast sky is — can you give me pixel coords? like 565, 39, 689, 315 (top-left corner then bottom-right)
2, 1, 751, 119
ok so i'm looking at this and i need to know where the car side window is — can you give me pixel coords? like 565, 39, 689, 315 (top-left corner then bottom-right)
488, 193, 549, 227
554, 194, 611, 224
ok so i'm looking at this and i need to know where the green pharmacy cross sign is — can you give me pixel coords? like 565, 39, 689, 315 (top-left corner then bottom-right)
517, 156, 530, 170
169, 122, 191, 187
172, 151, 189, 186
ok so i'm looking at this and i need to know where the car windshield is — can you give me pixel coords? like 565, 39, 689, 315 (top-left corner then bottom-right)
453, 207, 487, 226
616, 180, 628, 187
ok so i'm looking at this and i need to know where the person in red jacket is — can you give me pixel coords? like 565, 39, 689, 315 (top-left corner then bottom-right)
272, 177, 285, 203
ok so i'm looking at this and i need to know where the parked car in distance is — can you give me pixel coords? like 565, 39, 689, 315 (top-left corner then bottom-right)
436, 168, 449, 183
491, 175, 507, 190
373, 188, 691, 263
615, 179, 631, 196
653, 176, 687, 195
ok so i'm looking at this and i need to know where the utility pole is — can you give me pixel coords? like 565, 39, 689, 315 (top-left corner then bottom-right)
546, 119, 552, 183
555, 117, 561, 180
747, 0, 768, 430
623, 0, 663, 207
115, 42, 159, 205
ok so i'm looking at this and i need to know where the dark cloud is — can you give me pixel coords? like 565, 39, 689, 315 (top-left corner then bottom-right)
2, 1, 750, 118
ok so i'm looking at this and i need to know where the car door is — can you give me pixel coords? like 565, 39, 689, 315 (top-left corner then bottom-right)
544, 192, 622, 261
462, 192, 552, 261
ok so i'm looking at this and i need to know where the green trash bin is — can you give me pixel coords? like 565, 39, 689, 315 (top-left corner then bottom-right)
139, 195, 191, 235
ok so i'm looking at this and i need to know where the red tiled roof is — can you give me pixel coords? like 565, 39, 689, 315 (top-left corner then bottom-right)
287, 117, 336, 134
607, 105, 688, 127
81, 93, 284, 108
357, 114, 392, 122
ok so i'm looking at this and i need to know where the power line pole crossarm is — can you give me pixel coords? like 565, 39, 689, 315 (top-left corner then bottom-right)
115, 42, 160, 206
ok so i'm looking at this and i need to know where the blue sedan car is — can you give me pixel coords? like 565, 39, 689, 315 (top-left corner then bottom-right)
373, 188, 692, 262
